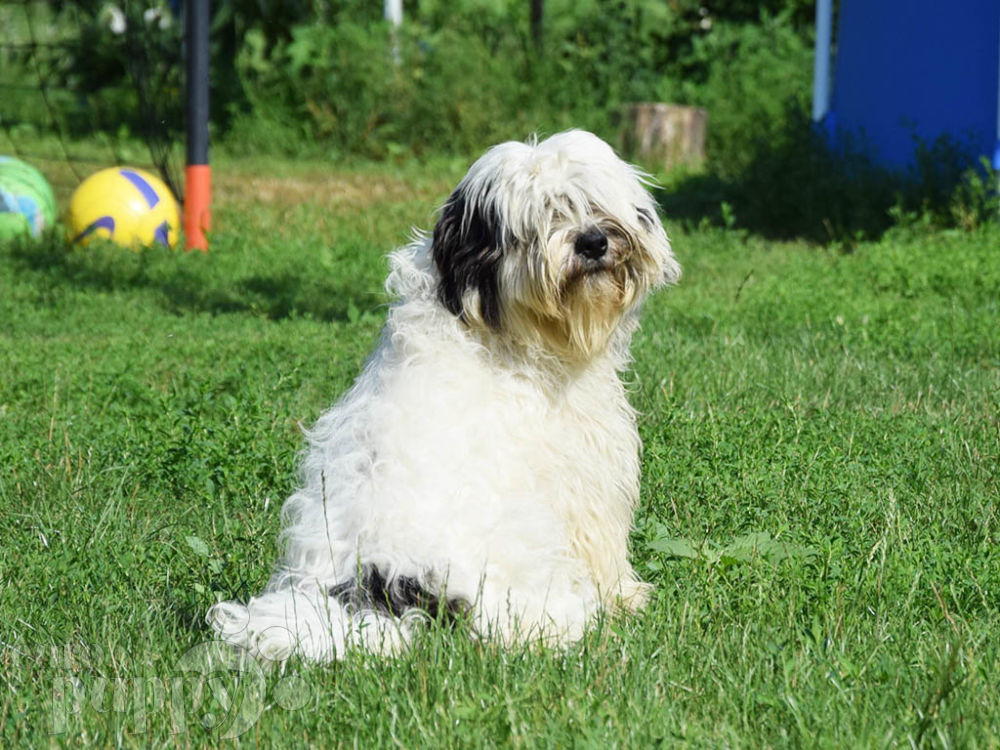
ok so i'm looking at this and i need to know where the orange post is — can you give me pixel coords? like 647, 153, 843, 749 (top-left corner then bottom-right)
184, 164, 211, 251
185, 0, 211, 250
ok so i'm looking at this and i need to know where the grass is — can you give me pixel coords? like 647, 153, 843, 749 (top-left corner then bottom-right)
1, 154, 998, 747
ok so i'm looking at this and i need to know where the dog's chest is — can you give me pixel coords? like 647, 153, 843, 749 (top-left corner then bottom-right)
399, 351, 635, 492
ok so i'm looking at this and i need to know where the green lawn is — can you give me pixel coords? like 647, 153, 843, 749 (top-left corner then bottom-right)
1, 157, 998, 747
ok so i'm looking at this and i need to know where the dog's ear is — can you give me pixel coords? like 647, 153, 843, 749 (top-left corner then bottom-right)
431, 187, 504, 330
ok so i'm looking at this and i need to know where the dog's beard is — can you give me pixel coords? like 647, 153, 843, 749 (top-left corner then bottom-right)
499, 227, 657, 361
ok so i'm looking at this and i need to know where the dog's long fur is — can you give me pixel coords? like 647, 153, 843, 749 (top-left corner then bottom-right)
208, 130, 680, 661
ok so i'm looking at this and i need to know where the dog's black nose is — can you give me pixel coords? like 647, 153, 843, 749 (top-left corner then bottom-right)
574, 229, 608, 260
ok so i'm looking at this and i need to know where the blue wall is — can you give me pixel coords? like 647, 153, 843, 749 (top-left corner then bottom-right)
829, 0, 1000, 169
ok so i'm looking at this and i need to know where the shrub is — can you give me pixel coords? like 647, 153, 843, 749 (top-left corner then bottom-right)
232, 21, 534, 157
676, 12, 813, 179
662, 108, 1000, 242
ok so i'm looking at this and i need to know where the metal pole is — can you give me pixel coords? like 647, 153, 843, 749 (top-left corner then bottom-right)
812, 0, 833, 123
385, 0, 402, 65
384, 0, 402, 26
994, 13, 999, 206
531, 0, 543, 54
185, 0, 211, 251
994, 14, 1000, 171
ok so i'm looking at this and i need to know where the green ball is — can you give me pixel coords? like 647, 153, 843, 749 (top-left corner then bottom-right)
0, 156, 57, 240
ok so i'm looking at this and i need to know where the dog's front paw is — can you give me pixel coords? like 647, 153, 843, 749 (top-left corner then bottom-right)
206, 594, 325, 663
617, 579, 653, 612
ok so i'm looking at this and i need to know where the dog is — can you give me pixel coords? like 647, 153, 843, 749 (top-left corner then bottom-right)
208, 130, 680, 662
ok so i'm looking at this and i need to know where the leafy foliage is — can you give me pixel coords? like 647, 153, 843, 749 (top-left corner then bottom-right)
648, 529, 817, 568
661, 115, 1000, 242
225, 1, 815, 168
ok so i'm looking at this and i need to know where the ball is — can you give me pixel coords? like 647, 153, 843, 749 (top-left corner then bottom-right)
0, 156, 58, 240
67, 166, 180, 249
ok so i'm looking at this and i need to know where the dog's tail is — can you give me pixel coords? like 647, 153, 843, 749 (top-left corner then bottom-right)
207, 588, 416, 663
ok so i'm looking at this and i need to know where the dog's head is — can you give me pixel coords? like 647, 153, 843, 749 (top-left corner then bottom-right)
431, 130, 679, 360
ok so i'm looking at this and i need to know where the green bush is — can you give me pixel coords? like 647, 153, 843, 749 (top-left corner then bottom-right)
662, 111, 1000, 243
224, 4, 816, 168
678, 13, 813, 178
231, 19, 584, 157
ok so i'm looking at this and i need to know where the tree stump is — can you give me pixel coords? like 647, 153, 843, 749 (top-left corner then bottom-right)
621, 103, 708, 170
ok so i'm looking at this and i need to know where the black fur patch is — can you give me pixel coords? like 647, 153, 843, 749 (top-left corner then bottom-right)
329, 565, 466, 623
636, 206, 656, 231
431, 186, 505, 329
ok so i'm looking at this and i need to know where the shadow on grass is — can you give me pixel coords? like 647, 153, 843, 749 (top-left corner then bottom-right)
7, 237, 385, 323
656, 111, 998, 244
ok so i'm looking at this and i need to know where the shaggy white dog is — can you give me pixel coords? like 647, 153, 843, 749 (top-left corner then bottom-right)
208, 130, 680, 662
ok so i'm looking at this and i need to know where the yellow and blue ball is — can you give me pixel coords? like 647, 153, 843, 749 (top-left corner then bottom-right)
0, 156, 57, 240
68, 167, 180, 249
